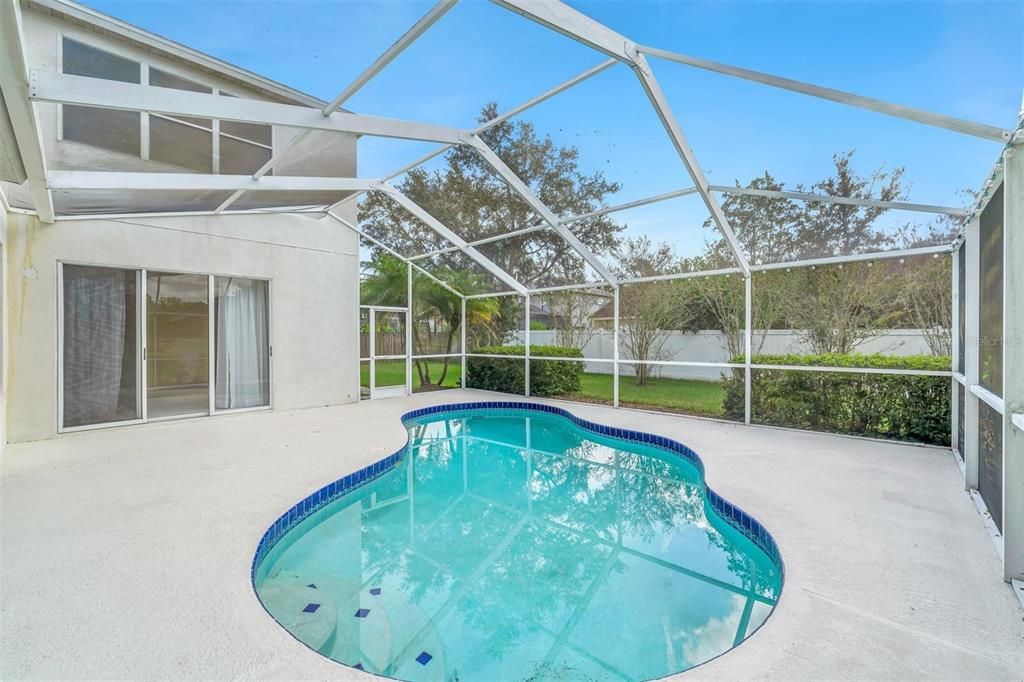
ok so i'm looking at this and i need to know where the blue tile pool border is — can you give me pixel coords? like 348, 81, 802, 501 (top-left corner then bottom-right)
251, 400, 784, 582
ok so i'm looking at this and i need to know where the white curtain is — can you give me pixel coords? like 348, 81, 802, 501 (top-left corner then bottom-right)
215, 277, 269, 409
63, 265, 135, 426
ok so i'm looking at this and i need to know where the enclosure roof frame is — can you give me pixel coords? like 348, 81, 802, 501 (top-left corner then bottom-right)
6, 0, 1010, 293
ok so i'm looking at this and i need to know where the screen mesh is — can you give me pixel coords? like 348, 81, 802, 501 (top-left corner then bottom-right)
978, 400, 1003, 531
979, 184, 1004, 396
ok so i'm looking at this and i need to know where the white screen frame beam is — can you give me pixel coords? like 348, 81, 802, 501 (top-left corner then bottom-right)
322, 57, 618, 215
638, 45, 1011, 143
46, 171, 379, 193
463, 133, 619, 286
216, 0, 461, 214
711, 185, 967, 217
30, 71, 469, 144
379, 183, 529, 295
0, 1, 54, 222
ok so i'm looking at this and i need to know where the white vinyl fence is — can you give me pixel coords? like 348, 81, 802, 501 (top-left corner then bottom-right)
518, 329, 936, 381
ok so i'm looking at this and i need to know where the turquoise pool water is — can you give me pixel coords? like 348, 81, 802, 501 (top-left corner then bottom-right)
254, 406, 782, 681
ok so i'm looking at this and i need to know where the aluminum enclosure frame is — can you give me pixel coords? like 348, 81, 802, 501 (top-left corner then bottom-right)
4, 0, 1021, 589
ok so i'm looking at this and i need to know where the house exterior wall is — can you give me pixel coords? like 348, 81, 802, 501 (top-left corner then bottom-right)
1, 207, 7, 452
3, 207, 360, 443
0, 6, 364, 443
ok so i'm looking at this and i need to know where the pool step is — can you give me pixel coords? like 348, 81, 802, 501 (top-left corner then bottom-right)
256, 579, 337, 653
331, 585, 446, 680
260, 573, 446, 678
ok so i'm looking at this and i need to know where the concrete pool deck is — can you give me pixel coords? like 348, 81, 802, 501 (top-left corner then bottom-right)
1, 389, 1021, 680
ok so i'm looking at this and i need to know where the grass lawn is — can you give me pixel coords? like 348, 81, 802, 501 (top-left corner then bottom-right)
361, 358, 462, 391
362, 360, 725, 415
575, 372, 726, 417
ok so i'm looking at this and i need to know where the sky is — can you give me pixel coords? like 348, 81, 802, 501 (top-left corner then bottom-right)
85, 0, 1023, 262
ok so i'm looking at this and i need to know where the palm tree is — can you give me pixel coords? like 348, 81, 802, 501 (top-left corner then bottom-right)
361, 253, 500, 389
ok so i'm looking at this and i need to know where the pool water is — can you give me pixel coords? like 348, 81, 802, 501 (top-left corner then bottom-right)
254, 407, 782, 681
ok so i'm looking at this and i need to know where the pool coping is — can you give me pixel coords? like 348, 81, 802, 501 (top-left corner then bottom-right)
250, 400, 786, 678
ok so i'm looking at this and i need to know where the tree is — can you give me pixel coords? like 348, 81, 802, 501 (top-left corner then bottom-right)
893, 213, 962, 356
782, 262, 902, 353
704, 172, 802, 267
692, 172, 799, 358
683, 265, 749, 361
697, 152, 919, 357
360, 253, 500, 389
901, 256, 953, 356
547, 290, 604, 351
792, 151, 905, 259
615, 237, 698, 385
359, 103, 624, 289
781, 152, 913, 352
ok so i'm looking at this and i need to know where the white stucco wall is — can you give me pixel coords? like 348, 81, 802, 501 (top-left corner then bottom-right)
0, 207, 7, 452
4, 209, 360, 443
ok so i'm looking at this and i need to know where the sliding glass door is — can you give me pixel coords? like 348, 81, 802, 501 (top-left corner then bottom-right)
146, 272, 210, 419
214, 277, 270, 411
61, 264, 141, 428
60, 264, 271, 431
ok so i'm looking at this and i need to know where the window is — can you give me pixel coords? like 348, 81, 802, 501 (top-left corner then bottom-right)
62, 38, 142, 156
63, 37, 140, 82
218, 94, 273, 174
149, 68, 213, 173
61, 264, 140, 428
59, 37, 273, 173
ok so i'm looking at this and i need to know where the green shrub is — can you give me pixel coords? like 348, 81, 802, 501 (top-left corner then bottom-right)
723, 353, 951, 445
467, 345, 583, 396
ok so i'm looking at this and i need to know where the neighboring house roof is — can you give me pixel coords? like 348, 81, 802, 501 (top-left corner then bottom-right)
25, 0, 331, 109
592, 300, 615, 320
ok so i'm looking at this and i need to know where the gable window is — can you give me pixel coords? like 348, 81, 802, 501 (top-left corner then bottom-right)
61, 37, 141, 156
218, 94, 273, 174
149, 67, 213, 172
59, 36, 273, 174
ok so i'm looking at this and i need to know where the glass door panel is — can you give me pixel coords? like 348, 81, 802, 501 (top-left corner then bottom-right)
61, 264, 140, 428
146, 272, 210, 419
214, 277, 270, 410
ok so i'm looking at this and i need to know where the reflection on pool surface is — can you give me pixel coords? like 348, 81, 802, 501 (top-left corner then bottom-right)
254, 406, 782, 681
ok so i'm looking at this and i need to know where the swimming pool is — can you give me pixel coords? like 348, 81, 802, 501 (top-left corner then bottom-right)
253, 402, 783, 681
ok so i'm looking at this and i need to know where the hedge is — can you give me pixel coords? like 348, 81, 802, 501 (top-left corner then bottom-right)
467, 345, 583, 396
723, 353, 951, 445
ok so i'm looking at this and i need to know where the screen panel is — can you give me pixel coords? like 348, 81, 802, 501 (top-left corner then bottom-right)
956, 382, 965, 456
957, 244, 966, 375
754, 256, 952, 368
751, 367, 949, 444
979, 184, 1004, 396
978, 400, 1003, 531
